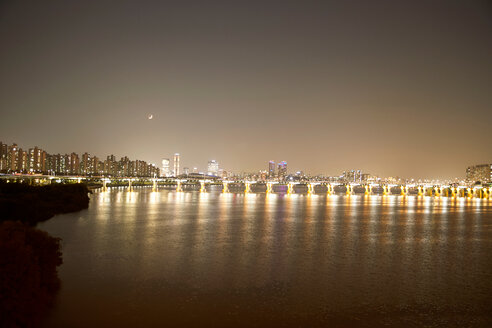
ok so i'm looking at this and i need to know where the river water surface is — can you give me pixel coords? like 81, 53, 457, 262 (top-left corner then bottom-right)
39, 189, 492, 327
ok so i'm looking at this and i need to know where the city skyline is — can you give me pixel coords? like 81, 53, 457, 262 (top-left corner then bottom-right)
1, 1, 491, 179
2, 140, 491, 184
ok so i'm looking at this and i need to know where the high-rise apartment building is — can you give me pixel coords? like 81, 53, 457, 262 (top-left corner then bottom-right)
62, 154, 70, 174
6, 145, 27, 173
8, 144, 18, 172
91, 156, 100, 175
103, 155, 117, 176
70, 152, 80, 175
18, 149, 27, 172
118, 156, 130, 176
1, 140, 170, 178
49, 154, 64, 174
466, 164, 492, 184
81, 153, 91, 175
343, 169, 362, 183
207, 160, 219, 176
173, 153, 180, 176
0, 142, 7, 171
146, 163, 159, 177
28, 146, 45, 173
161, 158, 170, 177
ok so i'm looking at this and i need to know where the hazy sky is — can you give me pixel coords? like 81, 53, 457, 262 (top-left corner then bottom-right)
1, 0, 491, 179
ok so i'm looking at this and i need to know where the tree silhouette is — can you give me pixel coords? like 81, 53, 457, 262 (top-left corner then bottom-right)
0, 221, 62, 327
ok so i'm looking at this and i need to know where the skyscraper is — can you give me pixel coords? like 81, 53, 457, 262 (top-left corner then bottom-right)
207, 160, 219, 176
173, 153, 180, 176
277, 161, 287, 179
343, 169, 362, 183
161, 158, 170, 177
268, 160, 275, 177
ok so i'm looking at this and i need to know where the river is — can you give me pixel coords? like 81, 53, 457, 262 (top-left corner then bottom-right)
39, 188, 492, 327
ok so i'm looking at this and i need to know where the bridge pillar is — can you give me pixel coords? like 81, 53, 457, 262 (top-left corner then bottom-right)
400, 185, 407, 196
152, 179, 157, 191
128, 179, 133, 191
176, 180, 183, 192
287, 183, 294, 194
383, 185, 389, 196
103, 179, 107, 191
346, 184, 353, 196
365, 185, 370, 195
244, 182, 251, 193
308, 183, 314, 194
266, 182, 273, 193
200, 180, 206, 193
223, 181, 229, 193
326, 184, 333, 195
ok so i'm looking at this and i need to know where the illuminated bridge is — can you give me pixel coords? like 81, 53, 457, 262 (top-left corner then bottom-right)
1, 174, 491, 199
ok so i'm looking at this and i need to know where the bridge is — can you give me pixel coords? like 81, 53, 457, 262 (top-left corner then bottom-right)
1, 174, 491, 199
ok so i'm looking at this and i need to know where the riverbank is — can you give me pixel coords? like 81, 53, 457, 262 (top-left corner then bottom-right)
0, 182, 90, 327
0, 221, 63, 327
0, 181, 90, 225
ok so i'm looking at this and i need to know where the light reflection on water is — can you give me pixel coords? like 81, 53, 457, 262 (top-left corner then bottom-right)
39, 190, 492, 327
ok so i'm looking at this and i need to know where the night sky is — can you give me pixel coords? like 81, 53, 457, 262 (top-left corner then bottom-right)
1, 0, 491, 179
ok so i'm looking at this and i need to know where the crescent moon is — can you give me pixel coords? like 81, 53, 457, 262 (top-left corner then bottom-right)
148, 114, 153, 120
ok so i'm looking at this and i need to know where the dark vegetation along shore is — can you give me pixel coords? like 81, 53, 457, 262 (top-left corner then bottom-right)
0, 182, 90, 327
0, 182, 90, 225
